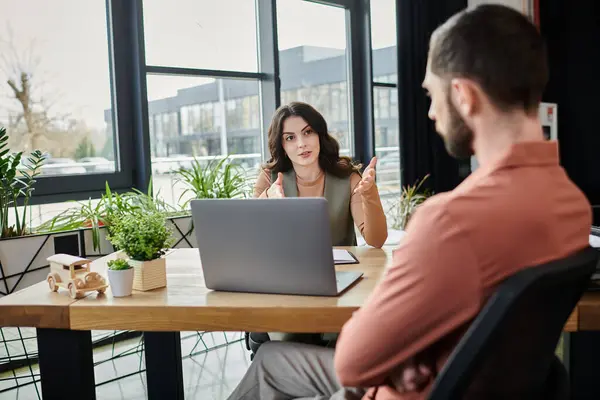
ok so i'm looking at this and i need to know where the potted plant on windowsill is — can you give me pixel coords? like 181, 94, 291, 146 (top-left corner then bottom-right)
0, 127, 46, 238
0, 127, 68, 297
171, 156, 251, 247
35, 181, 182, 257
107, 211, 173, 291
106, 258, 134, 297
387, 174, 432, 231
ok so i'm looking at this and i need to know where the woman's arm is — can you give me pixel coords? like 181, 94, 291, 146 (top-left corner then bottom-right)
350, 172, 388, 248
254, 169, 272, 198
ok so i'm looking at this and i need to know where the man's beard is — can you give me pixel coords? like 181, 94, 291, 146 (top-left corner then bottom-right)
442, 93, 474, 160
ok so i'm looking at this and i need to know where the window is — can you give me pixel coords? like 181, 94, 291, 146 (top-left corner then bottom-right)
250, 95, 260, 129
277, 0, 353, 155
145, 75, 262, 206
142, 0, 267, 208
371, 0, 400, 196
0, 0, 117, 180
371, 0, 398, 85
379, 88, 390, 119
142, 0, 258, 72
0, 0, 390, 207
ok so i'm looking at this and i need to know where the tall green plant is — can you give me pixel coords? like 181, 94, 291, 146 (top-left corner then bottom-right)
0, 127, 45, 238
175, 157, 249, 208
388, 174, 432, 230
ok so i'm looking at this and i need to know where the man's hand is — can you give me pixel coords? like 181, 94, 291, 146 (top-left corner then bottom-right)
389, 357, 434, 393
267, 172, 285, 198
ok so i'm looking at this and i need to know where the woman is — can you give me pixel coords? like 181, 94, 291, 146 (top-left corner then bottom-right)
254, 101, 388, 247
246, 102, 388, 356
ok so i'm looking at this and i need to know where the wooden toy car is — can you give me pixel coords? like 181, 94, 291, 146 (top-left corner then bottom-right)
46, 254, 108, 299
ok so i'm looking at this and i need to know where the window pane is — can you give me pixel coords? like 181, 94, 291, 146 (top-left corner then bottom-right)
145, 75, 262, 207
143, 0, 258, 72
277, 0, 353, 156
0, 0, 116, 176
375, 87, 400, 194
371, 0, 397, 84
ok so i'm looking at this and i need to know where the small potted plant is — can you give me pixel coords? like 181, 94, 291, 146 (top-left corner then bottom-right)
107, 211, 173, 291
388, 175, 432, 230
106, 258, 134, 297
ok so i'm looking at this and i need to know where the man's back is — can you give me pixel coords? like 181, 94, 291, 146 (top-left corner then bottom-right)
443, 141, 591, 299
334, 141, 592, 400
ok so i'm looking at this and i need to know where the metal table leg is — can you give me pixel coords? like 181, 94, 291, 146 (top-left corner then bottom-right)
37, 328, 95, 400
144, 331, 184, 400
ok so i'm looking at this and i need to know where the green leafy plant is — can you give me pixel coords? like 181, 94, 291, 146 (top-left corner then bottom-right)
107, 211, 174, 261
175, 156, 249, 208
388, 174, 432, 230
107, 258, 132, 270
0, 127, 45, 238
35, 180, 181, 250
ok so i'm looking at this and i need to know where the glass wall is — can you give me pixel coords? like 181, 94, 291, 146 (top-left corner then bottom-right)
371, 0, 400, 197
142, 0, 263, 207
0, 0, 402, 206
277, 0, 353, 155
0, 0, 117, 177
143, 0, 258, 72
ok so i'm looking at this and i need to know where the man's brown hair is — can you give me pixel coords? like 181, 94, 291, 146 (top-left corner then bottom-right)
429, 4, 548, 115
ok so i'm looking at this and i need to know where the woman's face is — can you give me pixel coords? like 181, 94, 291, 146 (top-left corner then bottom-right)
281, 116, 320, 167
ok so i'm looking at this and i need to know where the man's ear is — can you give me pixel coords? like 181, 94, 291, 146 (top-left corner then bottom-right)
450, 78, 478, 117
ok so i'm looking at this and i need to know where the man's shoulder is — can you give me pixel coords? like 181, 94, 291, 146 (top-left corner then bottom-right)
406, 192, 458, 232
414, 191, 460, 216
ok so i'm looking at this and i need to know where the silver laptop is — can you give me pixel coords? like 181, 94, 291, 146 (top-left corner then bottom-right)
190, 197, 363, 296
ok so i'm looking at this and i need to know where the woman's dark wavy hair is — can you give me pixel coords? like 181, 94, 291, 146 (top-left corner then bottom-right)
263, 102, 360, 178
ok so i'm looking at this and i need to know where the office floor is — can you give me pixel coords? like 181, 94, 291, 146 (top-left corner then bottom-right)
0, 331, 250, 400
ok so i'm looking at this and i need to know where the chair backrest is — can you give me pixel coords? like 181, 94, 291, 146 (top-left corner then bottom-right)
428, 246, 599, 400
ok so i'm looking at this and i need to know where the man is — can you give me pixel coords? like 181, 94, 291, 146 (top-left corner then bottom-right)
227, 4, 592, 400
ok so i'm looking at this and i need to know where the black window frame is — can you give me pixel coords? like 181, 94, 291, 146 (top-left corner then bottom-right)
27, 0, 395, 205
26, 0, 142, 205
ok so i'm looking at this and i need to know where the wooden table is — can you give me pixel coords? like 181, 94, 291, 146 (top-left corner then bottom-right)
2, 246, 598, 400
0, 246, 391, 400
69, 247, 390, 332
566, 292, 600, 331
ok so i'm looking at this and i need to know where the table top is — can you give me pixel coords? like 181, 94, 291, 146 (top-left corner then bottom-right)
569, 292, 600, 332
0, 280, 74, 329
0, 246, 596, 333
0, 247, 391, 332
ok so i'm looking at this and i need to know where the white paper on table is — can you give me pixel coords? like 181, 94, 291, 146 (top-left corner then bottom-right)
333, 249, 358, 264
590, 234, 600, 248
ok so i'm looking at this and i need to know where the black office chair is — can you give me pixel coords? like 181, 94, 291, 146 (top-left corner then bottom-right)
428, 246, 599, 400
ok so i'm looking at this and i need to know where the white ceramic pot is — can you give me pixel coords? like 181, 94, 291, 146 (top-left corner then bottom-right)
107, 268, 134, 297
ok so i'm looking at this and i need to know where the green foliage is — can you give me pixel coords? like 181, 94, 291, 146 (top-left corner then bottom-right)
74, 136, 96, 160
388, 175, 433, 230
107, 258, 132, 270
107, 211, 173, 262
175, 157, 249, 208
35, 180, 182, 250
0, 127, 46, 238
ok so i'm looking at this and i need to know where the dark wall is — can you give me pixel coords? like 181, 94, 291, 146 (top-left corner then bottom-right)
540, 0, 600, 222
396, 0, 470, 194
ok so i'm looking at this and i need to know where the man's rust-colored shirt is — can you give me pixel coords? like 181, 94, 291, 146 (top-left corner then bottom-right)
334, 141, 592, 400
